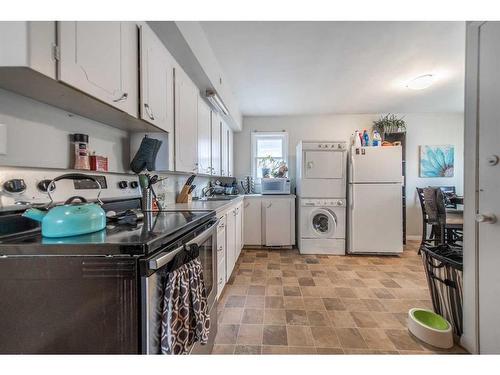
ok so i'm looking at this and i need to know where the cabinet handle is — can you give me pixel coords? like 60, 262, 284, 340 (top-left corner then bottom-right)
267, 203, 272, 208
244, 203, 250, 208
144, 103, 155, 120
218, 246, 223, 252
113, 92, 128, 102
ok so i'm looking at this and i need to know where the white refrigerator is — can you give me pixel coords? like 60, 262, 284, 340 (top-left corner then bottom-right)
348, 146, 403, 254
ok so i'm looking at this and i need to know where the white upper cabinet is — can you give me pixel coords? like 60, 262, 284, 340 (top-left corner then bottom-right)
139, 24, 174, 133
197, 97, 212, 174
174, 66, 199, 173
211, 112, 221, 176
57, 22, 138, 117
221, 120, 229, 176
228, 128, 234, 177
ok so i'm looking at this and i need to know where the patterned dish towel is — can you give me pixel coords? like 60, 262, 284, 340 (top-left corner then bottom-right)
160, 250, 210, 355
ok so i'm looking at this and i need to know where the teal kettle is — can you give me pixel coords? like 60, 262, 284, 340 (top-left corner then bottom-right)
23, 173, 106, 238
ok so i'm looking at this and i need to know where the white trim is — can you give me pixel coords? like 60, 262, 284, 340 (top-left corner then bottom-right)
251, 131, 289, 179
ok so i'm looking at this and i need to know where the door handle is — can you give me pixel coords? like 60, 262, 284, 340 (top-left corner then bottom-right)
306, 161, 314, 169
476, 213, 497, 224
266, 203, 272, 209
113, 92, 128, 102
144, 103, 155, 120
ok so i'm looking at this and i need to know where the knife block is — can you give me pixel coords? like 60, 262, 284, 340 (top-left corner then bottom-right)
176, 185, 192, 203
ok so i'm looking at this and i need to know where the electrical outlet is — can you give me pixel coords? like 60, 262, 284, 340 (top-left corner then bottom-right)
0, 124, 7, 155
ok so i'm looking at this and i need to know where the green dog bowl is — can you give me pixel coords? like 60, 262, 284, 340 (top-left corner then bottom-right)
408, 308, 453, 349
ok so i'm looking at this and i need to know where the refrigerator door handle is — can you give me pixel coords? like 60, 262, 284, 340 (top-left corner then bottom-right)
349, 184, 354, 209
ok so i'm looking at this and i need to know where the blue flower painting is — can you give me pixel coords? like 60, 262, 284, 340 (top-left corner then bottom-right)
420, 145, 454, 177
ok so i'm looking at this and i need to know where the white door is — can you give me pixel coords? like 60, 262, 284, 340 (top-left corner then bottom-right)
349, 183, 402, 253
477, 21, 500, 354
228, 128, 234, 177
58, 22, 138, 116
139, 24, 174, 132
304, 151, 344, 179
263, 198, 292, 246
244, 199, 262, 245
174, 67, 198, 173
211, 112, 221, 176
225, 209, 236, 281
350, 146, 402, 183
221, 121, 229, 176
197, 98, 212, 174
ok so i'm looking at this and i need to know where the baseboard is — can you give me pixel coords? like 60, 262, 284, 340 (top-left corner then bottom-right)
406, 235, 421, 241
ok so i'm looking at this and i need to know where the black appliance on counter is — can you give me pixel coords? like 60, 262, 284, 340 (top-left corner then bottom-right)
0, 171, 218, 354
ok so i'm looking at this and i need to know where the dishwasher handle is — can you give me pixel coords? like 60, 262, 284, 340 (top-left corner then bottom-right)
148, 219, 219, 271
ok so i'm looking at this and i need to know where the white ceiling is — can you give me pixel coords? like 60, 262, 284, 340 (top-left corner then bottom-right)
200, 21, 465, 116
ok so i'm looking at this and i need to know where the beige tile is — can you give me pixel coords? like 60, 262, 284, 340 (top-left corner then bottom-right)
212, 344, 235, 354
303, 297, 326, 310
262, 345, 289, 354
359, 328, 397, 350
342, 298, 369, 311
242, 308, 264, 324
371, 312, 406, 329
245, 295, 265, 308
247, 285, 266, 296
335, 287, 357, 298
298, 277, 316, 286
361, 299, 387, 312
385, 329, 424, 351
216, 324, 239, 344
264, 309, 286, 324
221, 308, 244, 324
310, 326, 341, 348
350, 311, 379, 328
285, 309, 309, 325
284, 296, 305, 309
224, 295, 246, 308
287, 326, 315, 346
327, 310, 357, 328
283, 286, 302, 296
236, 324, 263, 345
322, 297, 346, 311
234, 345, 261, 354
288, 346, 317, 354
307, 310, 331, 326
316, 347, 344, 354
336, 328, 368, 349
266, 285, 283, 296
265, 296, 285, 309
262, 325, 288, 346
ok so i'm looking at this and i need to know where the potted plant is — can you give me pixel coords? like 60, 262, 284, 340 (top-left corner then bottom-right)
259, 155, 275, 178
373, 114, 407, 136
259, 156, 288, 178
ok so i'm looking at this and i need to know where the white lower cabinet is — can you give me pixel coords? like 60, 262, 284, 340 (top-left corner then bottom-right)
216, 215, 226, 299
243, 199, 262, 246
235, 201, 243, 255
262, 197, 296, 247
225, 207, 237, 282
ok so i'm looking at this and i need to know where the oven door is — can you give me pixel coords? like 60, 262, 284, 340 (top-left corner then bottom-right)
141, 218, 218, 354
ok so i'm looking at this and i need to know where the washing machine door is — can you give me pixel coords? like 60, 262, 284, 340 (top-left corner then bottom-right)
310, 209, 337, 238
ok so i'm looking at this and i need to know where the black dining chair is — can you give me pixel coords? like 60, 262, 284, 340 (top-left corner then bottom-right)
416, 187, 435, 247
422, 187, 463, 246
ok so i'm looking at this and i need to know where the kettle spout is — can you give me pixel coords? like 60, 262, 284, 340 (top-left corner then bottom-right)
22, 208, 47, 222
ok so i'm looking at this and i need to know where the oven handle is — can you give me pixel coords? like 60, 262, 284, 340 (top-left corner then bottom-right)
148, 219, 219, 271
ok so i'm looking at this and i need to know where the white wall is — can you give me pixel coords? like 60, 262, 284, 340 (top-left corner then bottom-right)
235, 113, 464, 236
0, 88, 130, 172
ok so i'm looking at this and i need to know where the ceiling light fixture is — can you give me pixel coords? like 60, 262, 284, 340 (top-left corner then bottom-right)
205, 89, 229, 115
406, 74, 435, 90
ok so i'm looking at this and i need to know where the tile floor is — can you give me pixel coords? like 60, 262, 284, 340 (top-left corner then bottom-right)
212, 241, 467, 355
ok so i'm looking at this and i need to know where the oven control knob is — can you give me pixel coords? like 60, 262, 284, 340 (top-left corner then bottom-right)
37, 179, 52, 192
3, 179, 27, 194
130, 181, 139, 189
118, 180, 128, 189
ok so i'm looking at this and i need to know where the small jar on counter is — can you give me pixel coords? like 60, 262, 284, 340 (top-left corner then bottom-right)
72, 133, 90, 170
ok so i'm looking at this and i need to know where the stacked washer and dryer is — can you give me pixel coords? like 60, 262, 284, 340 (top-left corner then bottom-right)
296, 141, 347, 255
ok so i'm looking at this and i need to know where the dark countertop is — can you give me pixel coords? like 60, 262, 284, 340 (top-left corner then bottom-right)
0, 210, 215, 257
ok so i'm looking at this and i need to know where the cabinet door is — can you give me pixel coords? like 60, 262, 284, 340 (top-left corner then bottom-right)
211, 112, 221, 176
174, 67, 199, 173
225, 209, 236, 281
221, 121, 229, 176
263, 198, 293, 246
197, 98, 212, 174
235, 203, 243, 255
244, 199, 262, 245
228, 128, 234, 177
139, 25, 174, 132
304, 150, 344, 179
58, 21, 138, 116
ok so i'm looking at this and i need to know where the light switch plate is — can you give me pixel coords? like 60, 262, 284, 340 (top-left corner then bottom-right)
0, 124, 7, 155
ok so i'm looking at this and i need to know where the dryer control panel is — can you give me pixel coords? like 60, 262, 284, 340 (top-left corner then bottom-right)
302, 142, 347, 151
301, 198, 346, 207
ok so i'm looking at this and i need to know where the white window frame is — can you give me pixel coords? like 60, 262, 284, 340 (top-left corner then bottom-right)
251, 131, 289, 179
